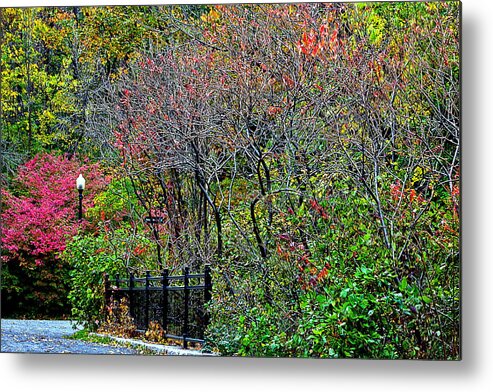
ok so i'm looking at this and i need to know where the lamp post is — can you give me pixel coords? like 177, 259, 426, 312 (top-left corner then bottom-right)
76, 174, 85, 221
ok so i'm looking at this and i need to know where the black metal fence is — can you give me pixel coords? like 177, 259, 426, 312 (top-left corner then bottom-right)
104, 265, 212, 348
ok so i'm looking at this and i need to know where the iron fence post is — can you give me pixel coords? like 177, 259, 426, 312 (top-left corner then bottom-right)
204, 264, 212, 303
183, 266, 190, 349
162, 269, 169, 333
145, 270, 150, 330
204, 264, 212, 336
129, 272, 135, 321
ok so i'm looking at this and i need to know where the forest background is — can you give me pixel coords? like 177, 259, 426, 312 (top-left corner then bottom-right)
1, 1, 459, 360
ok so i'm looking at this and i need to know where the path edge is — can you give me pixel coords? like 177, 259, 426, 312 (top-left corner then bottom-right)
90, 333, 219, 356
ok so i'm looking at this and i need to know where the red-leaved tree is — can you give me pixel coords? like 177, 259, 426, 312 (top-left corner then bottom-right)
1, 153, 109, 317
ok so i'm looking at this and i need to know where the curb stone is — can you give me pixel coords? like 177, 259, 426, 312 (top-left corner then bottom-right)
90, 333, 218, 356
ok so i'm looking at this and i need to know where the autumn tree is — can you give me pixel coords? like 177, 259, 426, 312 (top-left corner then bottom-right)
1, 153, 108, 316
80, 2, 460, 358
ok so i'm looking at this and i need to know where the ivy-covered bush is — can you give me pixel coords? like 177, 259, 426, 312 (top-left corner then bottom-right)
63, 177, 156, 329
64, 233, 124, 329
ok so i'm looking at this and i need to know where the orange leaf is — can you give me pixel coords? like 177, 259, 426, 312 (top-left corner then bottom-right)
282, 74, 295, 88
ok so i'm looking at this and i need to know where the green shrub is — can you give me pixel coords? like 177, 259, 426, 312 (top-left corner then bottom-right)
1, 257, 71, 318
206, 175, 459, 359
63, 234, 125, 330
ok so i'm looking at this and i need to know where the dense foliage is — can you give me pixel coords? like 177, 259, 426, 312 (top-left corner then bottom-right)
1, 3, 459, 359
1, 153, 107, 316
63, 177, 157, 329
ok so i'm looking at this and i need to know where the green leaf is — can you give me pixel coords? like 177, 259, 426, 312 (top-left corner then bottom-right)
399, 277, 408, 292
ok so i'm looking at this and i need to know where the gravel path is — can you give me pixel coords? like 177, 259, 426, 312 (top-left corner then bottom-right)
0, 319, 139, 355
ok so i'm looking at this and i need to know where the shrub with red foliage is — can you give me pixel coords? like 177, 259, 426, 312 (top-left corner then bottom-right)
1, 153, 109, 317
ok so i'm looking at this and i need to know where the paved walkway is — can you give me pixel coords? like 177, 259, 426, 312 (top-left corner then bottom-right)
0, 319, 138, 355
